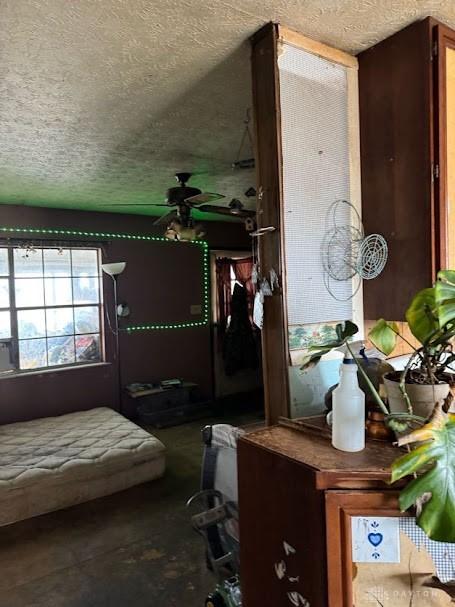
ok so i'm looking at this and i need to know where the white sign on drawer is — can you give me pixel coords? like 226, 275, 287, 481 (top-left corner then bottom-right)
352, 517, 400, 563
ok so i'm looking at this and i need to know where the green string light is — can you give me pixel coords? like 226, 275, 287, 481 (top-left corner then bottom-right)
0, 225, 210, 333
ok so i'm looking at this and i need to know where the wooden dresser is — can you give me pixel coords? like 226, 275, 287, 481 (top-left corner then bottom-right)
238, 425, 452, 607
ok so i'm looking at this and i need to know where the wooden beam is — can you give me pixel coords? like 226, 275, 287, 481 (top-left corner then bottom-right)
251, 22, 290, 424
278, 24, 358, 69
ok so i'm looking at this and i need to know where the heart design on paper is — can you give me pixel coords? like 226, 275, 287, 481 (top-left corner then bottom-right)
368, 532, 383, 547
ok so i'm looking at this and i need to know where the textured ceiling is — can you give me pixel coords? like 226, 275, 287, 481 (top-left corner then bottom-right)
2, 1, 455, 220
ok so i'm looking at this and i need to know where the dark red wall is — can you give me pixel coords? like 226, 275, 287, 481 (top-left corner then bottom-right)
0, 205, 249, 424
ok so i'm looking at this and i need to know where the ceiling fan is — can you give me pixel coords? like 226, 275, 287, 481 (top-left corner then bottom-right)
99, 172, 256, 240
152, 172, 256, 227
152, 172, 222, 227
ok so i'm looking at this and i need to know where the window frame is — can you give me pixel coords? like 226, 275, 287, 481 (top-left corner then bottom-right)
0, 245, 105, 375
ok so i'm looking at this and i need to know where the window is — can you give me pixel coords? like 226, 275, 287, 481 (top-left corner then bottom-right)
0, 246, 103, 373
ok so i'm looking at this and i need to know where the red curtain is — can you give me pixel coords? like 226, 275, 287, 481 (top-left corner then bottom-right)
233, 257, 254, 321
216, 257, 232, 332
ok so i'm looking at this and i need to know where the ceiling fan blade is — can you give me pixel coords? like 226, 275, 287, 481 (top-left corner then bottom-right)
198, 205, 256, 218
153, 211, 178, 226
185, 192, 225, 205
97, 203, 172, 207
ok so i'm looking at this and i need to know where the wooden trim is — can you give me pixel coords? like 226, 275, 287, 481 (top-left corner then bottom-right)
325, 492, 345, 606
325, 491, 401, 607
346, 66, 364, 335
435, 24, 455, 271
278, 24, 358, 69
251, 23, 290, 424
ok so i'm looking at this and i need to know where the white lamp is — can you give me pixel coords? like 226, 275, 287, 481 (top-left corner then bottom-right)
102, 261, 126, 413
101, 262, 126, 277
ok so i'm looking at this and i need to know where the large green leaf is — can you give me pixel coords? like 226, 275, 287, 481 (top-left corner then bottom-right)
391, 406, 455, 542
405, 287, 438, 345
298, 342, 340, 369
368, 319, 399, 356
336, 320, 358, 341
435, 270, 455, 328
300, 321, 359, 370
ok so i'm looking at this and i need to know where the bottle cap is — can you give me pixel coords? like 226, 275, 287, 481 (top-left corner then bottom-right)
343, 349, 357, 365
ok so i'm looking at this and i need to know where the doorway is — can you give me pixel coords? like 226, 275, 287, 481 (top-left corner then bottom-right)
210, 250, 263, 407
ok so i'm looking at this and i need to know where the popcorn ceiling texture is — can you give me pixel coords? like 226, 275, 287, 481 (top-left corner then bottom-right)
1, 1, 455, 217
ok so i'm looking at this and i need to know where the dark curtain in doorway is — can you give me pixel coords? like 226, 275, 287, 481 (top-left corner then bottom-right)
232, 257, 254, 322
215, 257, 232, 333
216, 256, 255, 331
223, 283, 258, 376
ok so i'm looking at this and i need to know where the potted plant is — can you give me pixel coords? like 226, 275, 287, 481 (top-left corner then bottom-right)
300, 270, 455, 542
368, 273, 455, 420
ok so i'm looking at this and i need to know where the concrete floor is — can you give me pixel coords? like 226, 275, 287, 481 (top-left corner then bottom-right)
0, 410, 263, 607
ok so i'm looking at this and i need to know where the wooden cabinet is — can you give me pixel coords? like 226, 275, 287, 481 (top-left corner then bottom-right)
238, 425, 454, 606
359, 17, 455, 320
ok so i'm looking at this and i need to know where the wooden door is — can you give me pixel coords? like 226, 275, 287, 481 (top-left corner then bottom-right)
358, 18, 436, 321
251, 24, 360, 424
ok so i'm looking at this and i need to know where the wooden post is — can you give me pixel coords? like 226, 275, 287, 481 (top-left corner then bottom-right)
251, 23, 290, 424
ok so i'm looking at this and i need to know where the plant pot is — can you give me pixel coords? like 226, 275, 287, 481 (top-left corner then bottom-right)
383, 373, 450, 420
365, 409, 394, 442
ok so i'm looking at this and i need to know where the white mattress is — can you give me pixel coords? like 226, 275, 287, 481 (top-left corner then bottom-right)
0, 407, 166, 525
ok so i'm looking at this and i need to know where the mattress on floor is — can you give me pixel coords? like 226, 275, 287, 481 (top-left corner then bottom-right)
0, 407, 166, 526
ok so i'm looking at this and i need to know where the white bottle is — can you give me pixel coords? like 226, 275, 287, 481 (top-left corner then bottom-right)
331, 353, 365, 452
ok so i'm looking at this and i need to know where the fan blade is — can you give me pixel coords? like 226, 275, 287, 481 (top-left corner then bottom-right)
153, 211, 178, 226
185, 192, 225, 205
96, 203, 172, 207
198, 204, 256, 218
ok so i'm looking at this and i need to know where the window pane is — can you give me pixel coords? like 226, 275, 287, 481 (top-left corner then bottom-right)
0, 342, 13, 372
0, 279, 9, 308
0, 311, 11, 338
43, 249, 71, 277
44, 277, 72, 306
0, 249, 9, 276
76, 334, 100, 362
19, 338, 47, 369
13, 249, 43, 277
18, 309, 46, 339
73, 277, 99, 304
74, 306, 99, 334
15, 278, 44, 307
12, 247, 102, 372
46, 307, 74, 337
47, 336, 75, 366
72, 250, 99, 277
